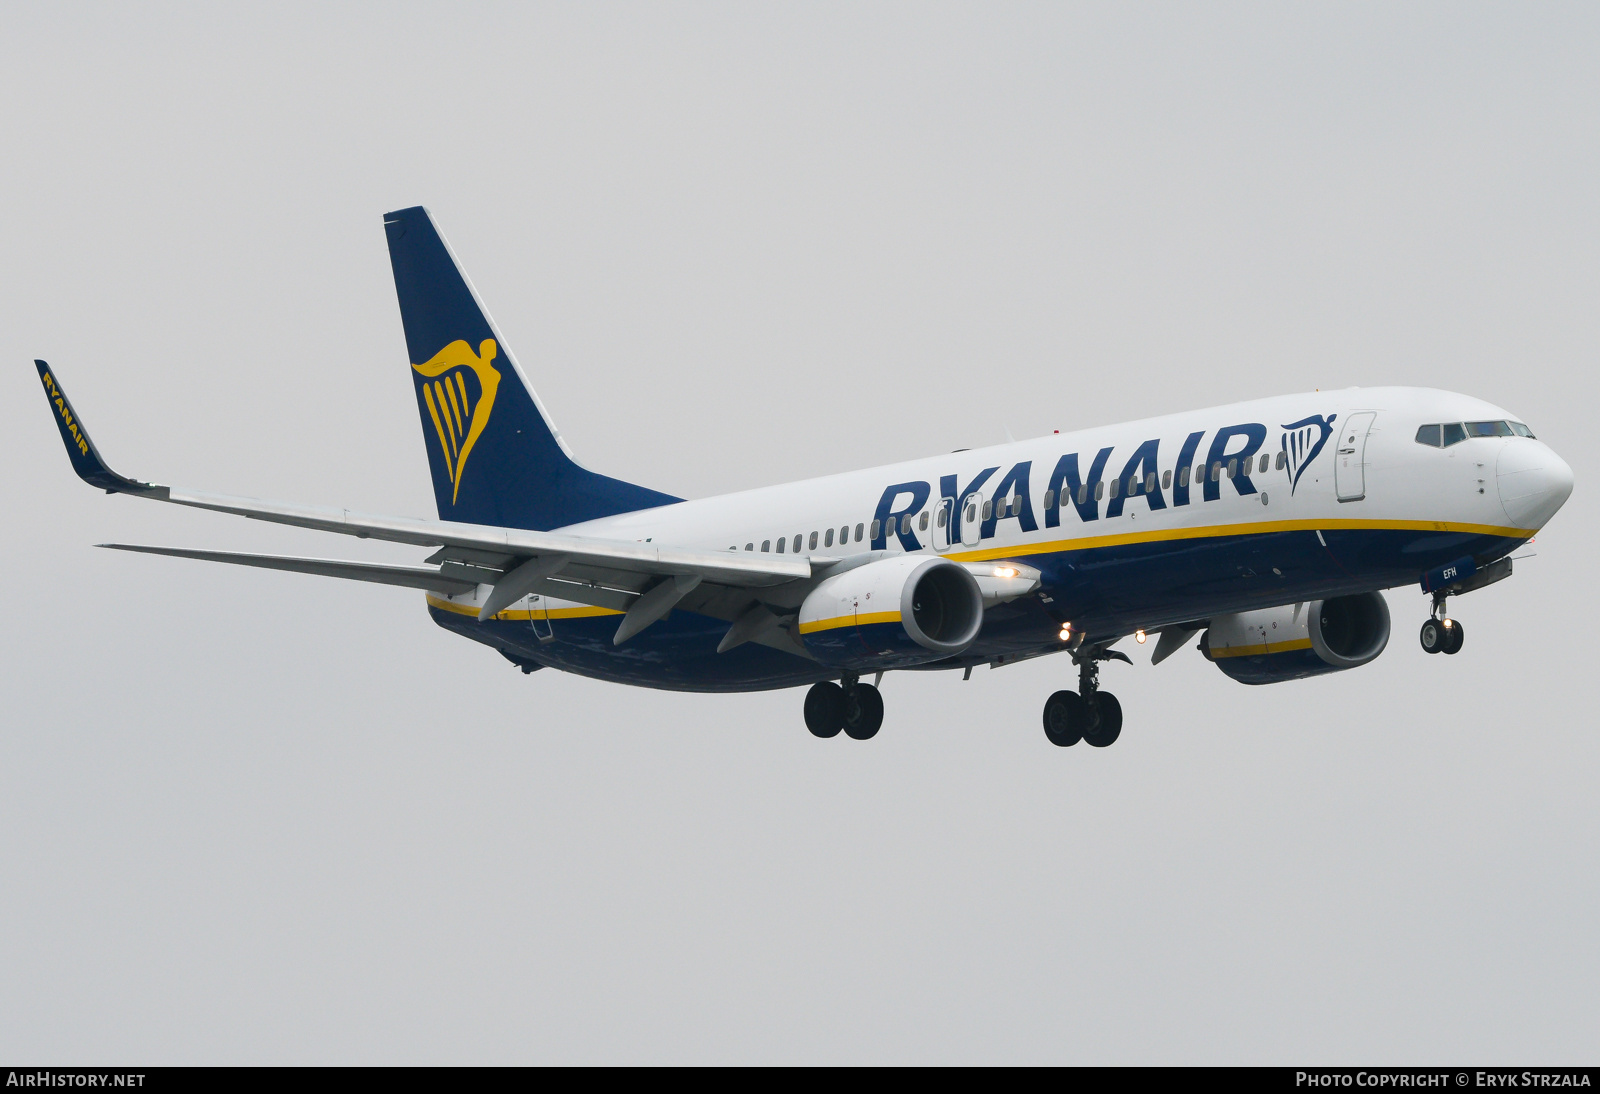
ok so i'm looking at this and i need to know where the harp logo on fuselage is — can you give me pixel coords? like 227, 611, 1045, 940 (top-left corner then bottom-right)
1278, 413, 1336, 495
413, 338, 501, 504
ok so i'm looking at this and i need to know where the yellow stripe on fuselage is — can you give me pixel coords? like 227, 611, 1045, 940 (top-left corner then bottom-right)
798, 609, 901, 635
1209, 637, 1313, 659
946, 517, 1529, 564
425, 594, 623, 620
429, 518, 1525, 628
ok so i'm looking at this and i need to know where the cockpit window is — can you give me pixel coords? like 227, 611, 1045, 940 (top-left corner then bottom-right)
1419, 420, 1533, 447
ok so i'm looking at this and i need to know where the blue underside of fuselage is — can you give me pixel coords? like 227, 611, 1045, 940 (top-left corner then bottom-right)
430, 526, 1527, 693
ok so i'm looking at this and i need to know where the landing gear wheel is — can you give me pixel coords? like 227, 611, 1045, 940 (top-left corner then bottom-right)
1441, 619, 1464, 655
1042, 690, 1083, 747
804, 681, 844, 738
1419, 619, 1446, 654
842, 683, 884, 740
1082, 692, 1122, 748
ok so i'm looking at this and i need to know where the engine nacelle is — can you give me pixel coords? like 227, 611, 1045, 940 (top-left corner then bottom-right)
1205, 591, 1391, 685
798, 556, 984, 670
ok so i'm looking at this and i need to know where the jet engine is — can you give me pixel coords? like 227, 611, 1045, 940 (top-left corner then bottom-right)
798, 555, 984, 670
1204, 592, 1391, 685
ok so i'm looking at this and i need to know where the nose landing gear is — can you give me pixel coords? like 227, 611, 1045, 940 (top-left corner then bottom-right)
1042, 643, 1127, 748
1419, 595, 1465, 656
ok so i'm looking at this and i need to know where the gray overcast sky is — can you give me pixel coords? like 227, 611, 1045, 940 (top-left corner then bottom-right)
2, 3, 1596, 1064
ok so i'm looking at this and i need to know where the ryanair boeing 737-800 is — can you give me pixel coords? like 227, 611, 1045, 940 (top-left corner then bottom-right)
36, 206, 1575, 746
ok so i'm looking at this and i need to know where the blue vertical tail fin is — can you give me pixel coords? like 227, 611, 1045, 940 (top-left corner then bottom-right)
383, 206, 680, 530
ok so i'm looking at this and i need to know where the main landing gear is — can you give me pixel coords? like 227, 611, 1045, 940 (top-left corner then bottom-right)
804, 677, 884, 740
1419, 594, 1465, 656
1042, 644, 1129, 748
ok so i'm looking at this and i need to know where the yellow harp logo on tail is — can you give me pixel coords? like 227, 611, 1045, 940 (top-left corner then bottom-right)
413, 338, 501, 504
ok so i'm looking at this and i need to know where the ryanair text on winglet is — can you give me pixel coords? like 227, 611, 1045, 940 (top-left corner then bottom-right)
40, 371, 90, 457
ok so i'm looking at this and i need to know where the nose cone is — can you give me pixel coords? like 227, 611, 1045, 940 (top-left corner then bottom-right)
1497, 441, 1574, 530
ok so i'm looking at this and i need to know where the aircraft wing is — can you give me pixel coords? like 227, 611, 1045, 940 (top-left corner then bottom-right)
38, 361, 813, 630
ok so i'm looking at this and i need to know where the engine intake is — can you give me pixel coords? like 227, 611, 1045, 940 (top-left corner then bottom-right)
1206, 591, 1391, 684
798, 556, 984, 670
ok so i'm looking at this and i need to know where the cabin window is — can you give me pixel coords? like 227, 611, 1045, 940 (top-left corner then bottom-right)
1211, 462, 1222, 482
1078, 485, 1089, 505
870, 519, 881, 540
1179, 466, 1190, 487
840, 526, 849, 543
1227, 459, 1237, 479
1259, 454, 1270, 473
745, 542, 753, 551
1161, 470, 1171, 490
1275, 451, 1287, 469
1108, 478, 1118, 499
776, 537, 785, 554
1043, 489, 1055, 509
935, 508, 946, 528
919, 511, 929, 531
805, 531, 814, 550
824, 528, 834, 547
792, 534, 802, 553
1415, 424, 1442, 447
1441, 422, 1467, 447
855, 523, 864, 542
965, 503, 977, 524
982, 500, 993, 520
1095, 482, 1104, 501
761, 539, 771, 552
1511, 422, 1535, 438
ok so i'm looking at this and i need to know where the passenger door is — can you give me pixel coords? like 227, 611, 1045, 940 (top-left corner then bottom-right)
1335, 412, 1376, 502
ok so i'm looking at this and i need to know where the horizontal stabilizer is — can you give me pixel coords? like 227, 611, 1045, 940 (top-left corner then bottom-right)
98, 544, 479, 596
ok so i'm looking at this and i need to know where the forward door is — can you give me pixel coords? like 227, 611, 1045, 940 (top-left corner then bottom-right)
1335, 412, 1376, 502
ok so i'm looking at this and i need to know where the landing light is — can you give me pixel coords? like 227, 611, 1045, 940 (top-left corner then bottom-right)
1058, 622, 1073, 642
993, 566, 1019, 579
1135, 629, 1147, 644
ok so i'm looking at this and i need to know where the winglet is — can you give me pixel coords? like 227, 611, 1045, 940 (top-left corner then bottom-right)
35, 361, 163, 495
